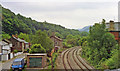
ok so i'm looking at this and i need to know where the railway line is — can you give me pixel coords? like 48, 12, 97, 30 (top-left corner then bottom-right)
61, 47, 94, 71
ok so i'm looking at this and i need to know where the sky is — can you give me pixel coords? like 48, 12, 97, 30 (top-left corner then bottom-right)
0, 0, 119, 29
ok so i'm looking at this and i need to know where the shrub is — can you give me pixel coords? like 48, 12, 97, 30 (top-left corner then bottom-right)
29, 44, 46, 53
13, 50, 18, 53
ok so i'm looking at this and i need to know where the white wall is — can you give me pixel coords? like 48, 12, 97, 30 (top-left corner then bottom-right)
25, 44, 29, 49
14, 52, 23, 57
2, 54, 8, 61
1, 43, 13, 61
10, 53, 13, 59
2, 45, 11, 54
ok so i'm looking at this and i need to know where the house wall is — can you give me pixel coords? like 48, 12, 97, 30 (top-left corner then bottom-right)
2, 54, 8, 61
0, 45, 1, 53
22, 42, 24, 52
1, 44, 12, 61
27, 55, 47, 68
106, 22, 120, 31
51, 37, 63, 49
10, 38, 22, 52
10, 53, 13, 59
110, 32, 119, 40
2, 45, 10, 54
25, 43, 29, 49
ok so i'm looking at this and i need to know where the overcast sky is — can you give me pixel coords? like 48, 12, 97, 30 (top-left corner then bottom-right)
1, 0, 119, 29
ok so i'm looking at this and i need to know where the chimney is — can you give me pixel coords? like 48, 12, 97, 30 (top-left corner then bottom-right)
109, 20, 114, 31
12, 35, 14, 37
110, 20, 114, 23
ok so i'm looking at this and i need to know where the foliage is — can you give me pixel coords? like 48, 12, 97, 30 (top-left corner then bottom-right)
63, 34, 82, 48
102, 44, 120, 69
2, 33, 11, 39
13, 49, 18, 53
78, 36, 87, 46
81, 19, 118, 69
31, 30, 54, 52
29, 44, 46, 53
2, 6, 82, 38
48, 52, 58, 69
18, 32, 30, 42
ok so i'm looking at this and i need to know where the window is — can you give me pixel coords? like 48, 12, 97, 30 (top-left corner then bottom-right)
55, 41, 58, 45
29, 57, 42, 67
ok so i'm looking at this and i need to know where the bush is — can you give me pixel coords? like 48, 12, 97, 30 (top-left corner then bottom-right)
63, 42, 72, 48
104, 49, 120, 69
13, 49, 18, 53
29, 44, 46, 53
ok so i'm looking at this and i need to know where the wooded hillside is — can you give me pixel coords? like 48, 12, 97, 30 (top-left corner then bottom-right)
1, 6, 82, 39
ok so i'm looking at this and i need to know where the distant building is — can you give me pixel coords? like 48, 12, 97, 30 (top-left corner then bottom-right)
27, 53, 47, 68
10, 35, 29, 52
106, 20, 120, 43
50, 33, 63, 50
0, 40, 13, 61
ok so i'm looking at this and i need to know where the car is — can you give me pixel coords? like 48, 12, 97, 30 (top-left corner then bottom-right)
11, 58, 25, 71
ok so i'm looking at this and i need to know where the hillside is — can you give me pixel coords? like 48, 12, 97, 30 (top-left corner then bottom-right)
78, 25, 92, 32
1, 6, 82, 38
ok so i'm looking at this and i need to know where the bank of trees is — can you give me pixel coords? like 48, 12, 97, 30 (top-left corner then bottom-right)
80, 19, 120, 69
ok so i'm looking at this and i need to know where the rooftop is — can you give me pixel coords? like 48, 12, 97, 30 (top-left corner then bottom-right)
12, 36, 28, 43
0, 41, 8, 45
50, 36, 63, 41
2, 39, 12, 44
13, 58, 24, 62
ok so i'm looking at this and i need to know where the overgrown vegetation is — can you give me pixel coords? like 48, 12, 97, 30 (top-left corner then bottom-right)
29, 44, 46, 53
80, 19, 120, 69
13, 49, 18, 53
48, 52, 58, 69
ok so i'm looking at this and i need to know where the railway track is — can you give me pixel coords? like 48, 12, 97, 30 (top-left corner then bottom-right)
75, 47, 94, 69
62, 47, 93, 71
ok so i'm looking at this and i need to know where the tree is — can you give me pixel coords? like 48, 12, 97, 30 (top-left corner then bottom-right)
29, 44, 46, 53
78, 36, 87, 46
31, 30, 54, 52
2, 33, 11, 39
81, 19, 117, 69
18, 33, 30, 42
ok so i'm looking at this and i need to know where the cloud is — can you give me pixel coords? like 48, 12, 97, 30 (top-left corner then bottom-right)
1, 2, 118, 29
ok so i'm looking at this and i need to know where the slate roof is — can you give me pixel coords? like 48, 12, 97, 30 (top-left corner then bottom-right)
13, 37, 24, 42
0, 41, 8, 46
13, 36, 28, 43
50, 36, 62, 41
2, 39, 12, 44
13, 58, 24, 62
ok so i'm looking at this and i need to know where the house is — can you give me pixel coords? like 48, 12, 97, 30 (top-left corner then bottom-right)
0, 40, 12, 61
105, 20, 120, 44
23, 40, 30, 50
50, 33, 63, 50
2, 39, 13, 59
10, 35, 29, 52
27, 53, 47, 68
